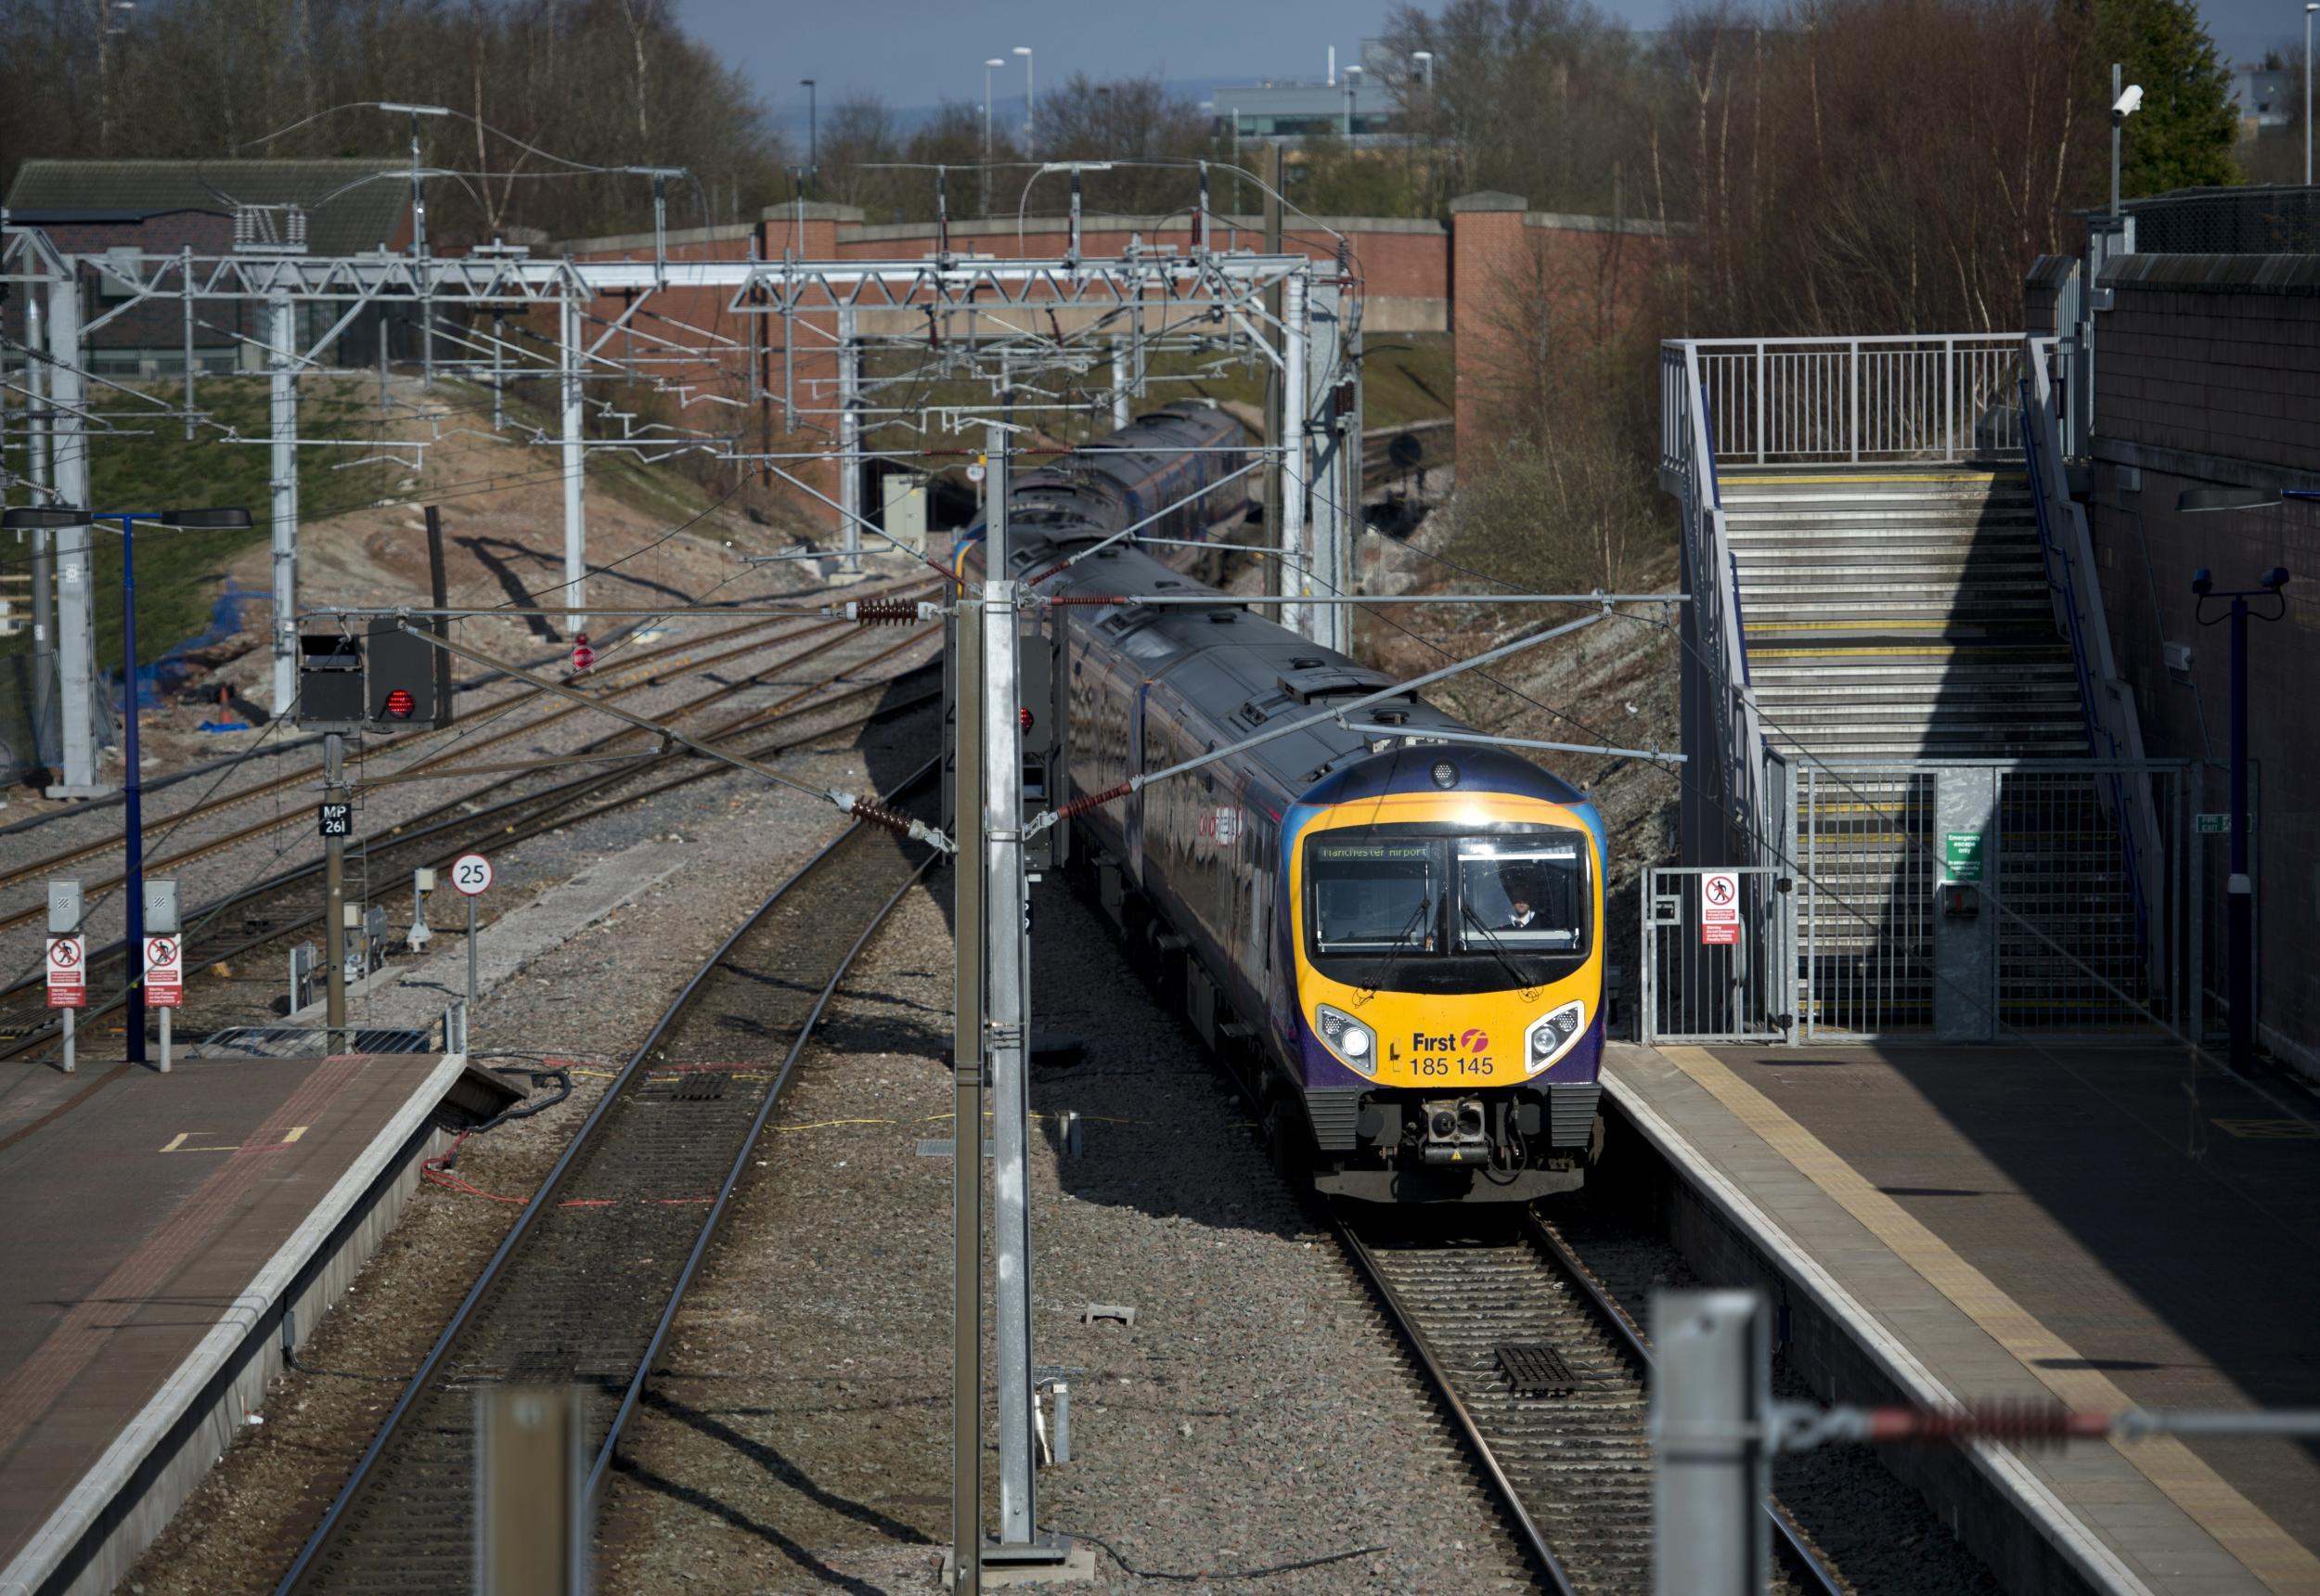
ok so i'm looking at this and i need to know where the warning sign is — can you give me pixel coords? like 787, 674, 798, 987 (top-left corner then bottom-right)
1700, 870, 1741, 946
46, 936, 85, 1009
144, 934, 184, 1009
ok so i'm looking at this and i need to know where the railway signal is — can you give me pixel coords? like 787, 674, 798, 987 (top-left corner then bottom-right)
570, 634, 595, 673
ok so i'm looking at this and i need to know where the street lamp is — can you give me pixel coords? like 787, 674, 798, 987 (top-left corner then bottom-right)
2111, 70, 2143, 215
1344, 63, 1363, 138
1012, 45, 1035, 151
984, 58, 1005, 217
2178, 483, 2300, 1073
3, 504, 253, 1066
800, 78, 817, 174
2306, 5, 2317, 186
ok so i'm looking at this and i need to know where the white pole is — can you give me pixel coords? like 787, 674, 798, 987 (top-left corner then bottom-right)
45, 267, 102, 796
269, 291, 300, 717
560, 290, 587, 640
1280, 272, 1310, 641
981, 423, 1042, 1551
2307, 7, 2315, 187
838, 303, 862, 575
1111, 337, 1131, 431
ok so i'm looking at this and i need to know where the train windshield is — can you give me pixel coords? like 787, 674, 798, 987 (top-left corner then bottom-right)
1453, 843, 1585, 952
1308, 840, 1440, 954
1302, 824, 1592, 995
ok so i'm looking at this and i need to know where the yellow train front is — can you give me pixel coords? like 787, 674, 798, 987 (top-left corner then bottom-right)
1277, 747, 1606, 1202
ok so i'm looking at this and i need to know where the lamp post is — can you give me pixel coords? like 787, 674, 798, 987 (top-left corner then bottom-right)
2111, 68, 2143, 215
2306, 5, 2316, 186
2178, 484, 2300, 1073
800, 78, 817, 175
3, 505, 252, 1065
984, 58, 1005, 214
1012, 45, 1035, 151
1344, 64, 1362, 138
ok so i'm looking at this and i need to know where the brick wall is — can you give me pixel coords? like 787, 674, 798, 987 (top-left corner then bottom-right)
2087, 253, 2320, 1069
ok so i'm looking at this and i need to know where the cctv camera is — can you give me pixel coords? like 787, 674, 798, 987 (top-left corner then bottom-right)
2262, 567, 2291, 592
2115, 84, 2144, 116
2192, 568, 2213, 596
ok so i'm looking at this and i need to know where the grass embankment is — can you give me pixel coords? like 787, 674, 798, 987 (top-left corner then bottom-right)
3, 379, 391, 675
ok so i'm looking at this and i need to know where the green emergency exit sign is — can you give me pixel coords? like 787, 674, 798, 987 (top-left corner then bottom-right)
1943, 830, 1985, 882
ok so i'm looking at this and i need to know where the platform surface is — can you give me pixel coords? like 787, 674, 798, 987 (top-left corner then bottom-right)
1607, 1040, 2320, 1596
0, 1051, 461, 1574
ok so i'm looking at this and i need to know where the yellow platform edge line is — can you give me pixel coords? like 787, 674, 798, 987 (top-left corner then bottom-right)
1718, 472, 2029, 485
1656, 1044, 2320, 1591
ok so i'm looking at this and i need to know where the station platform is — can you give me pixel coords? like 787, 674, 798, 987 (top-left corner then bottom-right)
0, 1050, 518, 1596
1603, 1040, 2320, 1596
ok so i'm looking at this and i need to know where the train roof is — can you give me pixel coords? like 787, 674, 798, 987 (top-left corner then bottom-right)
1013, 536, 1590, 811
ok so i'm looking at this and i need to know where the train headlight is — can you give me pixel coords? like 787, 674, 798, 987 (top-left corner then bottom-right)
1314, 1003, 1377, 1075
1524, 1000, 1587, 1075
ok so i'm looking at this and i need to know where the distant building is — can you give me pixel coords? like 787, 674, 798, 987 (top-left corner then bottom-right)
2230, 66, 2294, 137
3, 159, 417, 376
1211, 37, 1412, 143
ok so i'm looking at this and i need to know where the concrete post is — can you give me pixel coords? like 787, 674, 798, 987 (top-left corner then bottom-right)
24, 290, 59, 774
1933, 766, 1998, 1042
1651, 1289, 1771, 1596
45, 267, 106, 797
268, 292, 300, 717
1279, 271, 1310, 641
560, 290, 586, 639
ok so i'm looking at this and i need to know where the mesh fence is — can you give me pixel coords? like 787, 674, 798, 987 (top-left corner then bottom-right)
2127, 187, 2320, 254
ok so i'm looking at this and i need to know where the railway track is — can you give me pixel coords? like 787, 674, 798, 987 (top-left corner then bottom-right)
0, 623, 941, 1058
1336, 1207, 1847, 1595
0, 580, 938, 927
274, 757, 943, 1593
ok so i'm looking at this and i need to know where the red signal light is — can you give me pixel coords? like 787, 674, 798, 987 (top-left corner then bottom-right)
383, 688, 416, 719
1019, 707, 1034, 730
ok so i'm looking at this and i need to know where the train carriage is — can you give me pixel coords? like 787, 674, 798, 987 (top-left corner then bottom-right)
959, 404, 1606, 1203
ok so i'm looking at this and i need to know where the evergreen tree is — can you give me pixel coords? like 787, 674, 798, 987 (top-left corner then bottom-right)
2095, 0, 2244, 196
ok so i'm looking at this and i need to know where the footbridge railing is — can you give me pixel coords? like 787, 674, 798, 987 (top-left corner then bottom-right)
1657, 341, 1780, 873
1668, 334, 2030, 466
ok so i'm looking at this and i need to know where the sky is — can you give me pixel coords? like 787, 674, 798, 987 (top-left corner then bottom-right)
678, 0, 2309, 123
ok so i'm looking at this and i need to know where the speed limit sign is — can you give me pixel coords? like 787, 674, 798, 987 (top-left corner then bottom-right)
451, 853, 495, 896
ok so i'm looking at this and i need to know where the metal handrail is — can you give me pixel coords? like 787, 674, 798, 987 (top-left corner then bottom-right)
1669, 333, 2027, 467
2017, 357, 2166, 996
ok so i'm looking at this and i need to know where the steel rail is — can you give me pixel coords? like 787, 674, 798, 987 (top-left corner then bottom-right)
273, 756, 940, 1594
0, 655, 940, 1057
0, 586, 939, 908
1333, 1213, 1579, 1595
1520, 1214, 1847, 1596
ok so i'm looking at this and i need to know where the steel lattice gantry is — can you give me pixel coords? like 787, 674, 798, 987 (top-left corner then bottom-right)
0, 223, 1359, 792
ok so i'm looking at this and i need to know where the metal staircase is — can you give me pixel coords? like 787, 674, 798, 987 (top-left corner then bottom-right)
1722, 468, 2085, 761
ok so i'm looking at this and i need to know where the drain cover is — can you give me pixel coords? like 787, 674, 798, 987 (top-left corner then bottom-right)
1495, 1342, 1580, 1396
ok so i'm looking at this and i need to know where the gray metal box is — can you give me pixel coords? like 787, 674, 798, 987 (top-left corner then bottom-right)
144, 879, 180, 934
47, 880, 82, 934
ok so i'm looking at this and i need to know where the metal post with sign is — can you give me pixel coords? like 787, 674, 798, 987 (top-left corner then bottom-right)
144, 879, 181, 1072
453, 852, 493, 1031
47, 880, 84, 1073
321, 733, 350, 1052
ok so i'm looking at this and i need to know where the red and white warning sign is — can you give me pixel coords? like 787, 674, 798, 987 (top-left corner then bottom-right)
144, 934, 184, 1009
1700, 870, 1741, 946
46, 936, 85, 1009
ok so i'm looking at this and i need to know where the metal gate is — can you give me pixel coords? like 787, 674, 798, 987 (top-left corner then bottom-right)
1641, 866, 1795, 1044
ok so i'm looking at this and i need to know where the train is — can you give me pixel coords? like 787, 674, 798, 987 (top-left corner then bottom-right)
952, 401, 1607, 1203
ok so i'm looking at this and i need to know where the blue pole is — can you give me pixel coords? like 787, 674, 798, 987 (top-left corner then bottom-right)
121, 513, 147, 1065
2227, 595, 2252, 1073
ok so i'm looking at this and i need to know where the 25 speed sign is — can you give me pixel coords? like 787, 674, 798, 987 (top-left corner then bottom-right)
451, 853, 495, 896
